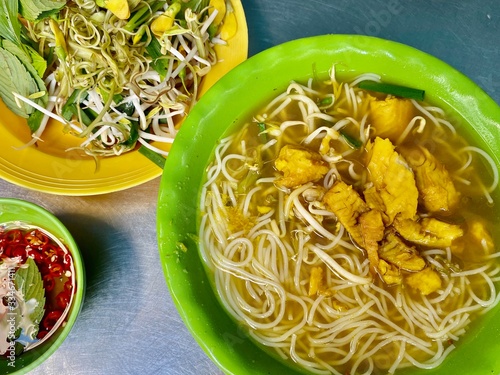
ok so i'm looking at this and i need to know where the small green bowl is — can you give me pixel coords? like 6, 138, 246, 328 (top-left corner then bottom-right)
0, 198, 85, 374
157, 35, 500, 375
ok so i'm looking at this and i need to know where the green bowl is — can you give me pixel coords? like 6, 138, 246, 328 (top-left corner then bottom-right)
0, 198, 85, 374
157, 35, 500, 375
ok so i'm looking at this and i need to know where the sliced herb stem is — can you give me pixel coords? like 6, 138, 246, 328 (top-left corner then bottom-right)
358, 81, 425, 101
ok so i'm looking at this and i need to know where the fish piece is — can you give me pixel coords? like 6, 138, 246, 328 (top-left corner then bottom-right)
394, 217, 463, 248
378, 259, 403, 285
359, 209, 385, 273
399, 145, 460, 213
369, 96, 415, 143
365, 137, 418, 224
405, 267, 442, 295
363, 185, 390, 223
275, 145, 330, 188
379, 231, 426, 272
323, 180, 370, 246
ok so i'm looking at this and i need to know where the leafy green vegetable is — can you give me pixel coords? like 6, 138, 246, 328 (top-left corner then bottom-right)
25, 44, 47, 78
2, 39, 47, 91
0, 0, 21, 45
27, 109, 47, 132
0, 47, 39, 118
14, 257, 46, 338
19, 0, 66, 22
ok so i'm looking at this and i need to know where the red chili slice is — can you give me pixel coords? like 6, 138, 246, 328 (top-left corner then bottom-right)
27, 249, 44, 263
37, 330, 49, 339
43, 245, 59, 263
6, 229, 24, 244
64, 280, 73, 293
43, 275, 55, 292
11, 244, 28, 261
49, 263, 64, 277
56, 291, 71, 309
42, 310, 63, 331
63, 253, 72, 267
25, 229, 49, 247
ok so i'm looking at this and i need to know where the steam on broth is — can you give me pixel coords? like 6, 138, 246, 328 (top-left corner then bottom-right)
199, 68, 500, 374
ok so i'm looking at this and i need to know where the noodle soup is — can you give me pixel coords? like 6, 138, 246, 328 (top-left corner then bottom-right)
198, 69, 500, 374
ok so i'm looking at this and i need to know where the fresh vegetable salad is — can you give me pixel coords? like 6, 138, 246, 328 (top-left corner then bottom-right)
0, 223, 75, 357
0, 0, 230, 158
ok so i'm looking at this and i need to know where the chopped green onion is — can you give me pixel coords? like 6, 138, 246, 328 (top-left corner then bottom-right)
146, 37, 170, 79
257, 122, 267, 143
123, 121, 140, 146
115, 101, 135, 116
179, 67, 188, 93
138, 145, 166, 169
358, 81, 425, 101
124, 1, 166, 32
238, 169, 259, 193
318, 97, 333, 106
61, 89, 87, 121
340, 130, 362, 149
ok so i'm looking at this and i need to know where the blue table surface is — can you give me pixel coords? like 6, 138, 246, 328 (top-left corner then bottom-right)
2, 1, 499, 374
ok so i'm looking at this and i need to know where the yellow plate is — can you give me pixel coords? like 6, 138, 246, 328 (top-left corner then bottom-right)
0, 1, 248, 196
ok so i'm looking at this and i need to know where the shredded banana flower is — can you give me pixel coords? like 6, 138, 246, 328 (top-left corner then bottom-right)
23, 0, 223, 157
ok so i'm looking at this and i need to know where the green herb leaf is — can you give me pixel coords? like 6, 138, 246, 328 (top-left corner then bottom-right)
27, 109, 46, 133
2, 39, 47, 92
0, 0, 21, 45
14, 258, 46, 338
25, 45, 47, 78
0, 47, 39, 118
19, 0, 66, 22
1, 40, 49, 132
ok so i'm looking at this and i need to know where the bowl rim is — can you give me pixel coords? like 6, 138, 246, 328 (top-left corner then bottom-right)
157, 34, 500, 375
0, 198, 86, 375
